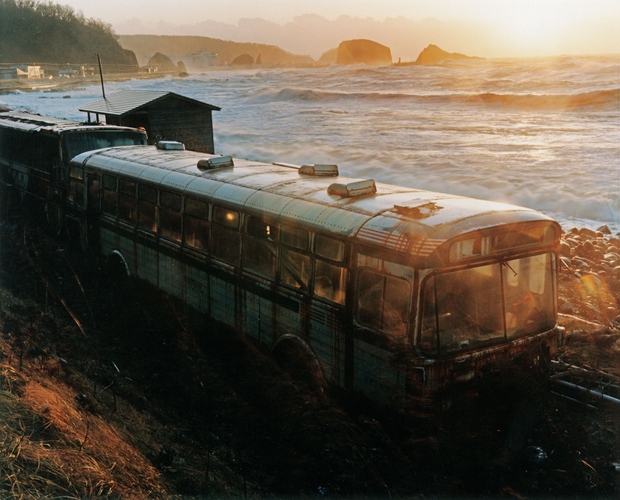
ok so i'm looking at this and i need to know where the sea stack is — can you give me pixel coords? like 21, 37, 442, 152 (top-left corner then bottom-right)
336, 39, 392, 66
414, 44, 477, 65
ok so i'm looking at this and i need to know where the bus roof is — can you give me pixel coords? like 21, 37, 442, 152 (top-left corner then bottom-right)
74, 145, 559, 260
0, 110, 142, 134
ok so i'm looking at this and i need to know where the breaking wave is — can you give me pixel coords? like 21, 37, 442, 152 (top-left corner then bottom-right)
247, 87, 619, 111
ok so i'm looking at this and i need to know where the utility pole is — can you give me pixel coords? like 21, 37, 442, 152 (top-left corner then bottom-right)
97, 53, 106, 99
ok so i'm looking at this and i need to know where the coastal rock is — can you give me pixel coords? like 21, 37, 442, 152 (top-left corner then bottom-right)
177, 61, 187, 73
413, 44, 477, 65
318, 48, 338, 66
231, 54, 255, 66
336, 39, 392, 66
147, 52, 178, 73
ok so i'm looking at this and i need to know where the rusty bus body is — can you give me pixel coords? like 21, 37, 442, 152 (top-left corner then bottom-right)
0, 111, 562, 404
0, 111, 146, 231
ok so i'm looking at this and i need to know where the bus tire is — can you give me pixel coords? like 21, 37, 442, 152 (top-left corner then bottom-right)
272, 335, 326, 392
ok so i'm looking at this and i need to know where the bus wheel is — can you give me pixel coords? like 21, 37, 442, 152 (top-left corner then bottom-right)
272, 335, 325, 392
105, 251, 130, 287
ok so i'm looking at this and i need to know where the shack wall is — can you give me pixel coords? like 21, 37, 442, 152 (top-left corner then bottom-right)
146, 98, 215, 154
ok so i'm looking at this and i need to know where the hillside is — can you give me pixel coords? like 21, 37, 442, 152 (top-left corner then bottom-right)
119, 34, 315, 67
0, 216, 619, 497
0, 0, 136, 69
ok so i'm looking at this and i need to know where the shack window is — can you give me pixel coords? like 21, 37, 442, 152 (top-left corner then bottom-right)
281, 225, 308, 250
161, 191, 181, 211
212, 226, 240, 266
315, 260, 347, 305
185, 198, 209, 218
281, 250, 311, 290
213, 207, 239, 229
315, 235, 345, 262
185, 216, 208, 250
356, 270, 410, 336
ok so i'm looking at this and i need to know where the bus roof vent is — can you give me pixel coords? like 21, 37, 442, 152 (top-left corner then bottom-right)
328, 179, 376, 198
393, 200, 442, 219
197, 155, 234, 170
299, 164, 339, 176
156, 140, 185, 151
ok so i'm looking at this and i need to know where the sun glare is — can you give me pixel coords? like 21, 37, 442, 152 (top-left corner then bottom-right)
484, 1, 587, 55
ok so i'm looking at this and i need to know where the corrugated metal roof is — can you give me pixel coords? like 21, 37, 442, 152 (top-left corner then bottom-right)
79, 90, 221, 116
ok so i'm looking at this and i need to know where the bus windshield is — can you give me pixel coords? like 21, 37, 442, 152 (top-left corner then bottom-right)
63, 130, 147, 161
420, 253, 556, 355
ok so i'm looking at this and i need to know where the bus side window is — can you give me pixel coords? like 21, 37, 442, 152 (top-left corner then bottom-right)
159, 191, 182, 241
68, 166, 84, 206
243, 216, 277, 278
212, 206, 240, 266
314, 235, 347, 305
101, 175, 117, 216
315, 260, 347, 305
420, 276, 438, 354
138, 185, 157, 232
356, 269, 410, 336
280, 225, 310, 290
86, 174, 100, 212
118, 179, 136, 224
184, 198, 209, 250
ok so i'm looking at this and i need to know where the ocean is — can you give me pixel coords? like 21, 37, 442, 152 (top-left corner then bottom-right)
1, 54, 618, 232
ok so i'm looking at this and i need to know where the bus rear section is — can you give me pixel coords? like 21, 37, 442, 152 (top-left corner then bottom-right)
351, 216, 561, 404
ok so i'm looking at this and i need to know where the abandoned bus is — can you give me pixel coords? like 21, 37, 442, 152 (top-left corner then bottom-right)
0, 110, 147, 230
59, 142, 562, 404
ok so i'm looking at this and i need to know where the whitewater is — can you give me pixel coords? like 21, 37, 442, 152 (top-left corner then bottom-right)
1, 54, 618, 232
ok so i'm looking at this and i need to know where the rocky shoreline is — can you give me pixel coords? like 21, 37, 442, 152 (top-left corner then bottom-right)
558, 224, 620, 328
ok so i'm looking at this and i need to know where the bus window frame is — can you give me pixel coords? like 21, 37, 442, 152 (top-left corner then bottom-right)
417, 251, 556, 356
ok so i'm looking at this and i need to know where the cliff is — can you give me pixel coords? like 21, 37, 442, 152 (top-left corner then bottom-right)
336, 39, 392, 66
119, 35, 315, 67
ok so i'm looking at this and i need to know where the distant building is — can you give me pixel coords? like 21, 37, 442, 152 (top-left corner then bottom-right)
181, 50, 218, 70
0, 65, 44, 79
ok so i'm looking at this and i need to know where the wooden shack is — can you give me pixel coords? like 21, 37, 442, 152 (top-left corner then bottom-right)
79, 90, 221, 154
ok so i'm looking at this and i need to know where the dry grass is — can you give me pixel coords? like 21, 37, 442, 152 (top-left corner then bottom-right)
0, 291, 167, 499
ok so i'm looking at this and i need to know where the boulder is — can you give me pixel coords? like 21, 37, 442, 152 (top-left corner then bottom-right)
414, 44, 477, 65
147, 52, 178, 73
231, 53, 254, 66
336, 39, 392, 66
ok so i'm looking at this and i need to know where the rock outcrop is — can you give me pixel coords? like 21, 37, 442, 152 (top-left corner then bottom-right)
336, 39, 392, 66
414, 44, 477, 65
147, 52, 178, 72
231, 53, 254, 66
318, 48, 338, 66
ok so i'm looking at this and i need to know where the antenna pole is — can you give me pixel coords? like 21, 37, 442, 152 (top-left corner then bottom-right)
97, 53, 106, 99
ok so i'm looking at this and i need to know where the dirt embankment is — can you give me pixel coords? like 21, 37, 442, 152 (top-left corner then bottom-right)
0, 221, 618, 499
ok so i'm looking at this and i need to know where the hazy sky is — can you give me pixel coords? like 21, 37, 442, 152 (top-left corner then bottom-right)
60, 0, 619, 58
